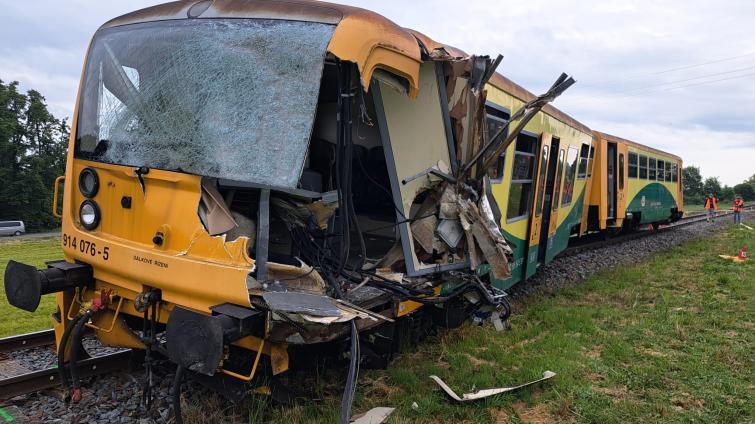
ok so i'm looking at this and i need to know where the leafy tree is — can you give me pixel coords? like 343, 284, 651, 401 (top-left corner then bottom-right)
682, 166, 703, 199
0, 79, 68, 231
733, 183, 755, 201
702, 177, 722, 198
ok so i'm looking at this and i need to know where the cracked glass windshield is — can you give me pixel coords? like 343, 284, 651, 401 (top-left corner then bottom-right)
75, 19, 335, 188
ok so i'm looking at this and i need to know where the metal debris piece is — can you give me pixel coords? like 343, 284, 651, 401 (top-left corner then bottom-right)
437, 219, 464, 250
262, 292, 341, 317
350, 407, 395, 424
199, 178, 237, 236
430, 371, 557, 402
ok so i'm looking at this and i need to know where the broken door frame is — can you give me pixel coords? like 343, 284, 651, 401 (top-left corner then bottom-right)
370, 62, 469, 277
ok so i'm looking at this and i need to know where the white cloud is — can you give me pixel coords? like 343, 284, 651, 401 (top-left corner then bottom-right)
1, 0, 752, 185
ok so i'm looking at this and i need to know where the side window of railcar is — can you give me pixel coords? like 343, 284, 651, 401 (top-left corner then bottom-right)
485, 105, 510, 182
639, 155, 648, 179
648, 157, 657, 180
587, 146, 595, 177
506, 133, 537, 222
657, 160, 665, 181
628, 152, 638, 178
665, 161, 672, 182
577, 144, 589, 179
672, 163, 678, 182
561, 146, 579, 206
552, 148, 565, 210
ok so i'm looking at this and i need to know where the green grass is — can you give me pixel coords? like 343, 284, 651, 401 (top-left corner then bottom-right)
683, 203, 709, 216
185, 222, 754, 423
0, 236, 61, 337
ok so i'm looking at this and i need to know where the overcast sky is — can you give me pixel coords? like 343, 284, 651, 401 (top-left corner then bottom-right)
1, 0, 753, 186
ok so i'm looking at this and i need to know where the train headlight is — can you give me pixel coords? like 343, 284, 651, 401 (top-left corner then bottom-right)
79, 200, 101, 230
78, 168, 99, 198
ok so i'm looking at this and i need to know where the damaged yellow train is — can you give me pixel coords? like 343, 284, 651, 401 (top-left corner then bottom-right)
3, 0, 683, 419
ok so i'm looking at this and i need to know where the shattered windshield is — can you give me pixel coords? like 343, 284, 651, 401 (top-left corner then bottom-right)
75, 19, 334, 188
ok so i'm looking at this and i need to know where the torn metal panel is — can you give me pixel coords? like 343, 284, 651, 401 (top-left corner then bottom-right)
458, 197, 511, 280
430, 371, 556, 402
262, 292, 342, 318
199, 178, 237, 236
264, 261, 327, 295
78, 19, 334, 188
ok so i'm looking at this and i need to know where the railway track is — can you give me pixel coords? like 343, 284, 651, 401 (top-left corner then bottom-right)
563, 207, 752, 257
0, 329, 137, 400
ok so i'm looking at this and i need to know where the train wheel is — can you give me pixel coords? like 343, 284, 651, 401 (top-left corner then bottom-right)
651, 223, 660, 230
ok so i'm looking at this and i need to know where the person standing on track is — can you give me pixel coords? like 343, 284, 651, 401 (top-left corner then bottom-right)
705, 194, 718, 222
733, 195, 744, 226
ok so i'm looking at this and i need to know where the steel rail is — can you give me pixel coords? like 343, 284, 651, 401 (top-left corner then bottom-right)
0, 350, 137, 400
0, 329, 56, 353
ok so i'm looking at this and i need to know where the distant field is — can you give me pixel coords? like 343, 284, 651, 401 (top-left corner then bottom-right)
684, 203, 707, 215
0, 237, 60, 337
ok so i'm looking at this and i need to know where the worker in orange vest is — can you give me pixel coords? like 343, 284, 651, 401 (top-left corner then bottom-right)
705, 194, 718, 222
733, 195, 744, 226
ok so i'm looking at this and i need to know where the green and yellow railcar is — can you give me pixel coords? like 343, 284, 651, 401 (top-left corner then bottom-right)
587, 132, 683, 232
481, 78, 594, 289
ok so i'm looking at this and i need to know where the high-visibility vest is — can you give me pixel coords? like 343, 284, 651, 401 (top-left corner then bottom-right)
705, 197, 717, 210
733, 199, 744, 212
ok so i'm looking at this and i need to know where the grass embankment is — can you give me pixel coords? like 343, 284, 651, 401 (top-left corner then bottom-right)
0, 237, 60, 337
186, 223, 753, 423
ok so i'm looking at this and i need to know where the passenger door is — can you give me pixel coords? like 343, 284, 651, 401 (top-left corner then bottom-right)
525, 134, 551, 278
616, 143, 628, 225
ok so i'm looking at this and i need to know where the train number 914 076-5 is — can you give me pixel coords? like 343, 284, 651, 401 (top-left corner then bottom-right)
62, 233, 110, 260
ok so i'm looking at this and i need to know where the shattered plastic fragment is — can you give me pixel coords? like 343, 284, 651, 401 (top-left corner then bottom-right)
430, 371, 556, 402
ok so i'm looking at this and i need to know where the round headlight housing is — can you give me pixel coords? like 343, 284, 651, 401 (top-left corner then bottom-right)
78, 168, 99, 198
79, 200, 101, 230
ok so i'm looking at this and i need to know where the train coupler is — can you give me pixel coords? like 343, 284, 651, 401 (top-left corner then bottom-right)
3, 260, 92, 312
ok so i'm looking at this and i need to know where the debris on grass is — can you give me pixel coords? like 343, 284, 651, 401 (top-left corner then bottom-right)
429, 371, 556, 402
350, 407, 395, 424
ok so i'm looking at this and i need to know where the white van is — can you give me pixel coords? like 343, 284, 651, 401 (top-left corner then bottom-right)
0, 221, 25, 236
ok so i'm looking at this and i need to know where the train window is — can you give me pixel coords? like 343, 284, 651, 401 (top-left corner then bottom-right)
648, 157, 657, 180
506, 132, 537, 222
665, 161, 672, 182
552, 149, 565, 210
587, 146, 595, 177
628, 152, 638, 178
561, 147, 579, 206
485, 105, 509, 183
535, 145, 549, 217
577, 144, 589, 179
672, 163, 678, 182
487, 154, 506, 182
657, 160, 665, 181
619, 153, 625, 190
639, 155, 648, 179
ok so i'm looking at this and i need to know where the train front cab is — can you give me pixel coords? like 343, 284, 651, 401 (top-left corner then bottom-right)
588, 132, 683, 231
483, 80, 593, 290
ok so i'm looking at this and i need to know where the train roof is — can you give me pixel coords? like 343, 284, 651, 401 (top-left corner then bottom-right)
101, 0, 591, 134
594, 131, 682, 162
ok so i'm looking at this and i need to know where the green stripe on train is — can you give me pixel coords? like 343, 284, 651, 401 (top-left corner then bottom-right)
627, 183, 678, 224
483, 191, 585, 290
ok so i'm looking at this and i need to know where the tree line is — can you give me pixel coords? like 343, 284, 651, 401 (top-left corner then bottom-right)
0, 80, 68, 232
682, 166, 755, 205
